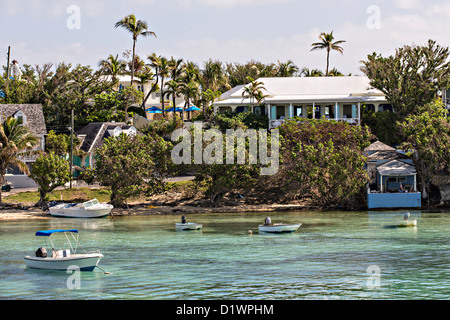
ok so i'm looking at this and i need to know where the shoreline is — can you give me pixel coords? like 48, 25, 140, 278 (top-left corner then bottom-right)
0, 203, 321, 221
2, 201, 446, 221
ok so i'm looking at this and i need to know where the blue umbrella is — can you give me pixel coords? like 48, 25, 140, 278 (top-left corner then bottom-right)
167, 107, 183, 112
185, 106, 201, 112
145, 106, 162, 112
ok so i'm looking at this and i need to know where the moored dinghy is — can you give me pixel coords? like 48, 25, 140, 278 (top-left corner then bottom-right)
397, 220, 417, 227
175, 223, 203, 230
397, 212, 417, 227
24, 229, 103, 271
258, 223, 302, 233
176, 215, 202, 230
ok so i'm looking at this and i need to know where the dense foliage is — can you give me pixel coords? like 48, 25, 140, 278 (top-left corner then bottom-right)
361, 40, 450, 120
398, 100, 450, 199
0, 116, 39, 204
29, 152, 71, 210
277, 118, 373, 208
86, 133, 173, 207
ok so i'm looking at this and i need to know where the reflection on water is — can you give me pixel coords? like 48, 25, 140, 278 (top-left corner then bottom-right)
0, 210, 449, 300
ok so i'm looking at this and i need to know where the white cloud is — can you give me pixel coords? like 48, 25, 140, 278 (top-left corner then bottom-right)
393, 0, 422, 9
195, 0, 292, 8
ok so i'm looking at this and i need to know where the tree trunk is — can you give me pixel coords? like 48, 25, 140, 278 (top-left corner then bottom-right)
131, 39, 136, 86
161, 76, 165, 117
0, 174, 4, 205
140, 74, 159, 110
326, 49, 330, 76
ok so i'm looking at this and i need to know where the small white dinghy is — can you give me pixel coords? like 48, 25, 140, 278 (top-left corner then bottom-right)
397, 219, 417, 227
49, 199, 113, 218
175, 223, 203, 231
24, 229, 103, 271
258, 223, 302, 233
397, 212, 417, 227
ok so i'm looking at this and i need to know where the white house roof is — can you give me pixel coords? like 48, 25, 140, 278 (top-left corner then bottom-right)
215, 76, 385, 106
364, 141, 396, 152
376, 160, 417, 176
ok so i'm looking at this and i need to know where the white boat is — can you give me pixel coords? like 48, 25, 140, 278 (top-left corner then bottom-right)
175, 222, 203, 230
49, 199, 113, 218
258, 223, 302, 233
24, 229, 103, 271
397, 219, 417, 227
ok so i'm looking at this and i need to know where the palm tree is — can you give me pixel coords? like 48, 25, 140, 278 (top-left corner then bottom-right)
310, 31, 345, 76
169, 57, 184, 81
328, 67, 344, 77
98, 54, 126, 86
201, 59, 230, 93
300, 67, 324, 77
275, 60, 299, 77
164, 80, 180, 115
179, 80, 200, 120
0, 116, 39, 204
115, 14, 156, 86
241, 77, 267, 113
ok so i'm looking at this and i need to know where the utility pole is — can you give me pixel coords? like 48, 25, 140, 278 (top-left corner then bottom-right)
6, 46, 10, 79
69, 109, 74, 189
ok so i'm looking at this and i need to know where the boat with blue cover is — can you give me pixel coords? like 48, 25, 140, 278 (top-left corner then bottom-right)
24, 229, 103, 271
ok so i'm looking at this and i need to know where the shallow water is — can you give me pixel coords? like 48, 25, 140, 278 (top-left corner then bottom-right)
0, 210, 448, 300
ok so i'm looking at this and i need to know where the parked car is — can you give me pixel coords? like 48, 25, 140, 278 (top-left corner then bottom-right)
1, 181, 14, 192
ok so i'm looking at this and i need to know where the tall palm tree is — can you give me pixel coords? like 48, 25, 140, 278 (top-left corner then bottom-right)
115, 14, 156, 86
164, 80, 181, 115
98, 54, 126, 86
179, 80, 200, 120
310, 31, 345, 76
0, 116, 39, 204
201, 59, 230, 93
169, 57, 184, 81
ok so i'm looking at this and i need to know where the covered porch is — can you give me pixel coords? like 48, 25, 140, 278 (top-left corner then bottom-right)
367, 160, 421, 209
266, 101, 361, 129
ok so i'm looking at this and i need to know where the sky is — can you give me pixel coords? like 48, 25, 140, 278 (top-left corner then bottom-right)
1, 0, 450, 76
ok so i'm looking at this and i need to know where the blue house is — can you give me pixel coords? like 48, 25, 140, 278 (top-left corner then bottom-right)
365, 141, 421, 209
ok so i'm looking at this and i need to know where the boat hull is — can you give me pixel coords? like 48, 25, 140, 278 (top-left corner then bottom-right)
49, 208, 112, 218
24, 253, 103, 271
397, 219, 417, 227
175, 223, 202, 230
258, 223, 302, 233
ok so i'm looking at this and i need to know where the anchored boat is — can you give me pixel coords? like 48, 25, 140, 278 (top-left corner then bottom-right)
175, 222, 203, 230
258, 223, 302, 233
24, 229, 103, 271
49, 199, 113, 218
397, 219, 417, 227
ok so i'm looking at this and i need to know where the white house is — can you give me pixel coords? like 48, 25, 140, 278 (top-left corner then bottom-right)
0, 104, 47, 188
213, 76, 390, 129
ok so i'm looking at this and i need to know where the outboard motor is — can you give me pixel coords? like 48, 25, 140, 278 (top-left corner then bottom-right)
36, 247, 47, 258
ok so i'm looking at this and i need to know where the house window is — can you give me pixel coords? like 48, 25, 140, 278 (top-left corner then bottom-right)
14, 110, 26, 125
387, 177, 407, 183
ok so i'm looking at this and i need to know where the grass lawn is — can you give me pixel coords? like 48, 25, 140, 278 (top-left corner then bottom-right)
2, 180, 199, 206
3, 187, 112, 206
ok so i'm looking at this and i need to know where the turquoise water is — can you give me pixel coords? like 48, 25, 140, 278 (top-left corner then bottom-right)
0, 210, 448, 300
